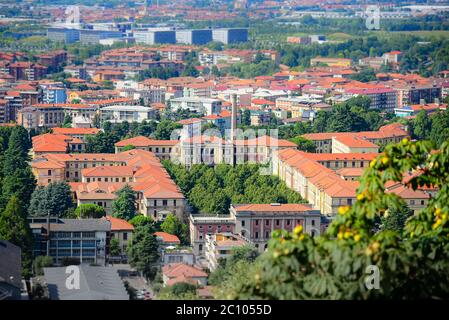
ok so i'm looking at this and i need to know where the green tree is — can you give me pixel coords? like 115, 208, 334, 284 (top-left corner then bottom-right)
122, 144, 136, 151
429, 109, 449, 147
33, 256, 53, 276
412, 110, 431, 140
1, 126, 35, 209
160, 213, 189, 245
242, 109, 251, 126
209, 245, 259, 286
0, 195, 33, 277
153, 119, 182, 140
289, 136, 316, 152
158, 282, 198, 300
28, 182, 74, 217
380, 202, 413, 234
85, 131, 118, 153
182, 64, 199, 77
127, 224, 160, 279
129, 215, 153, 227
349, 68, 377, 82
112, 185, 137, 221
74, 203, 106, 219
211, 65, 221, 77
109, 237, 121, 257
62, 114, 72, 128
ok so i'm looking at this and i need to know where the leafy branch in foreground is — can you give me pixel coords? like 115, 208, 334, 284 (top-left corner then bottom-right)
220, 138, 449, 299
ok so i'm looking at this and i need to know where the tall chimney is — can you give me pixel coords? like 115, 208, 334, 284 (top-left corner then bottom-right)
231, 93, 238, 141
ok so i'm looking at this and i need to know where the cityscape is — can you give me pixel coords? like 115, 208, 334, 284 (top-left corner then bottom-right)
1, 0, 449, 304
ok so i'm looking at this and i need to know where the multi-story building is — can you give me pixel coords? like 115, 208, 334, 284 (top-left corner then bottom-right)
79, 29, 123, 44
189, 215, 235, 256
64, 65, 88, 80
9, 62, 47, 81
32, 133, 87, 157
17, 105, 65, 130
0, 99, 7, 123
99, 105, 155, 124
331, 136, 380, 154
394, 84, 442, 107
230, 203, 321, 252
114, 136, 180, 160
35, 50, 67, 70
303, 123, 409, 154
272, 148, 432, 217
133, 29, 176, 45
205, 233, 250, 271
176, 29, 212, 45
212, 28, 248, 44
29, 217, 110, 265
345, 87, 397, 112
170, 97, 222, 116
178, 134, 297, 168
3, 92, 23, 123
31, 149, 186, 220
41, 86, 67, 104
47, 28, 80, 44
52, 127, 100, 142
103, 216, 134, 257
190, 203, 321, 257
183, 82, 213, 98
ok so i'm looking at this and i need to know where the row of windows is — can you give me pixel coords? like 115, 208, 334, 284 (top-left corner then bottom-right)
152, 200, 176, 206
86, 177, 132, 183
49, 231, 96, 238
251, 219, 310, 227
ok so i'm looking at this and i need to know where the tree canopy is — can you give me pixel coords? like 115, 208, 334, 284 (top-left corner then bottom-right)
127, 223, 160, 280
28, 182, 74, 217
163, 162, 305, 215
160, 213, 189, 245
112, 185, 137, 221
74, 203, 106, 219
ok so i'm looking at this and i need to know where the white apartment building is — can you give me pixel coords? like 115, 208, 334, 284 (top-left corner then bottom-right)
100, 105, 155, 123
170, 97, 222, 116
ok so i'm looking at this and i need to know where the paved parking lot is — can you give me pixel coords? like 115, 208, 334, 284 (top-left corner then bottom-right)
109, 264, 154, 299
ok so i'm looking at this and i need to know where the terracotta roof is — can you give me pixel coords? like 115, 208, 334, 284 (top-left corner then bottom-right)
177, 118, 203, 125
333, 136, 379, 149
233, 203, 314, 212
52, 128, 100, 135
82, 166, 134, 177
154, 232, 180, 244
32, 133, 74, 153
33, 149, 184, 202
104, 216, 134, 231
303, 153, 379, 161
162, 263, 207, 282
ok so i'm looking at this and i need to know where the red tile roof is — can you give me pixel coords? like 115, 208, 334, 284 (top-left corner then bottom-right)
233, 203, 315, 213
162, 263, 207, 285
52, 128, 100, 135
104, 216, 134, 231
154, 231, 180, 244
